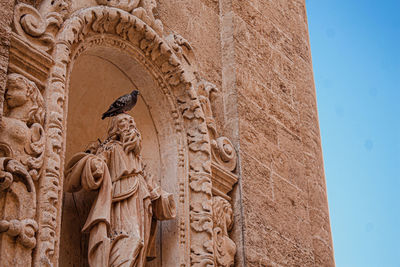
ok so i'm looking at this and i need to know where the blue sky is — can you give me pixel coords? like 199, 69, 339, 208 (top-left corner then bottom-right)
306, 1, 400, 266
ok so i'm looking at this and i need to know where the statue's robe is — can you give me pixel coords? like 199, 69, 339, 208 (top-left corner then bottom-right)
65, 141, 176, 267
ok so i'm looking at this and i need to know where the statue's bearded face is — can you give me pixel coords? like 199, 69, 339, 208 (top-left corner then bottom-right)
116, 115, 136, 136
112, 114, 141, 153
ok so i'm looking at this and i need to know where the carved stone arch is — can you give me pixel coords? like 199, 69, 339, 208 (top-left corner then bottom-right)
35, 6, 214, 267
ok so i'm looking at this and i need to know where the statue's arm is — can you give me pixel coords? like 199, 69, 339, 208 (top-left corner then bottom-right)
151, 186, 176, 220
64, 153, 106, 193
142, 165, 176, 220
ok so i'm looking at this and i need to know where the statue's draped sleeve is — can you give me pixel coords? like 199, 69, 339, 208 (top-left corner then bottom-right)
64, 152, 113, 267
151, 187, 176, 220
147, 187, 177, 260
64, 152, 112, 232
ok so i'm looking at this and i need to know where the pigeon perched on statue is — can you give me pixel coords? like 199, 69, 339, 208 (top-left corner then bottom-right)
102, 90, 140, 120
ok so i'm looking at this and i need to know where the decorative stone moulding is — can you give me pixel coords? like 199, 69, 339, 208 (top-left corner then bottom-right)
196, 80, 238, 267
0, 1, 239, 266
0, 73, 46, 266
96, 0, 140, 12
9, 33, 54, 90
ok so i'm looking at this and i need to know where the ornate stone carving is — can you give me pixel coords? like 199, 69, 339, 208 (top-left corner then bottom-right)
0, 73, 45, 266
211, 137, 237, 173
96, 0, 140, 12
96, 0, 163, 35
0, 219, 38, 249
212, 197, 236, 267
0, 73, 45, 180
64, 114, 176, 266
5, 4, 215, 266
13, 1, 71, 53
132, 0, 164, 35
196, 79, 238, 265
196, 80, 237, 173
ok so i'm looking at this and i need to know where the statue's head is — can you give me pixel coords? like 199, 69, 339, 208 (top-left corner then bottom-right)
212, 197, 233, 232
5, 73, 45, 126
108, 114, 141, 153
108, 113, 137, 137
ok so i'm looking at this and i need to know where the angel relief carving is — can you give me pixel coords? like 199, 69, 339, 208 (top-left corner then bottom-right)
0, 73, 46, 266
64, 113, 176, 267
213, 197, 236, 267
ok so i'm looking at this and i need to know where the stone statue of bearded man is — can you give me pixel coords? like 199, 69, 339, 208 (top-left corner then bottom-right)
64, 113, 176, 267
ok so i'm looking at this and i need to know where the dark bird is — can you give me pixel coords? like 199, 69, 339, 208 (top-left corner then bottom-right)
101, 90, 140, 120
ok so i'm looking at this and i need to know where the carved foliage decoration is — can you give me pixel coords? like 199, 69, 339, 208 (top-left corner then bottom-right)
97, 0, 164, 35
28, 5, 214, 266
196, 79, 238, 265
96, 0, 140, 12
8, 1, 235, 266
13, 1, 71, 53
0, 73, 45, 266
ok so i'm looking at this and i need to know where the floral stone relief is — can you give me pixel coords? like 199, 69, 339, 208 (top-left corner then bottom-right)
0, 1, 239, 266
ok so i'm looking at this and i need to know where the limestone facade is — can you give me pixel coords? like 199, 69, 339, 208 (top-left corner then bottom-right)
0, 0, 334, 266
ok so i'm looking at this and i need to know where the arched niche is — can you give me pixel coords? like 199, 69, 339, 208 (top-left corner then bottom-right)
30, 6, 215, 267
60, 44, 182, 266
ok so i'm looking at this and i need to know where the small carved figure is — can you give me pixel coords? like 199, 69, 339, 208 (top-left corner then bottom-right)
0, 73, 45, 266
0, 73, 45, 181
102, 90, 140, 119
213, 197, 236, 267
65, 113, 176, 267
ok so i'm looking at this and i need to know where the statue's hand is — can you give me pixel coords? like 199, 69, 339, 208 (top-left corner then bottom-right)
90, 158, 104, 179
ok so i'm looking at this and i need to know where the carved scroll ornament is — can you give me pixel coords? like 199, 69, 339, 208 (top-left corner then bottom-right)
196, 80, 237, 173
0, 73, 45, 266
196, 79, 238, 266
13, 1, 71, 53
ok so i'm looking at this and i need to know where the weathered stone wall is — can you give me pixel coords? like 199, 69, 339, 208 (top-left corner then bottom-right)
232, 0, 335, 266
